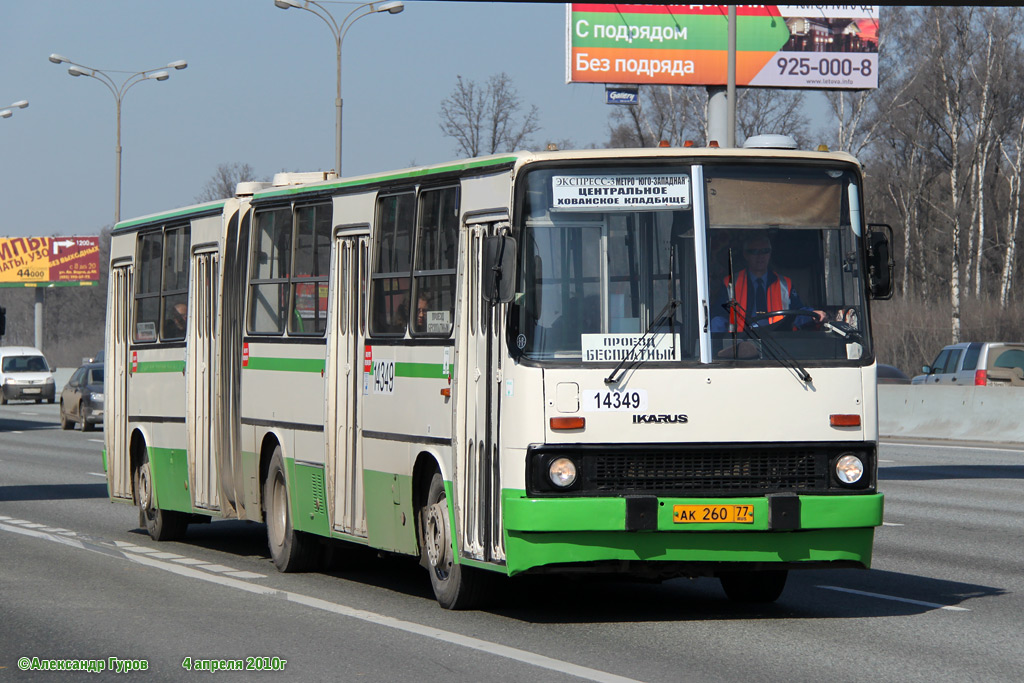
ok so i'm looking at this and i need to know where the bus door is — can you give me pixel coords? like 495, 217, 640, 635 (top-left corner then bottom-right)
106, 263, 133, 501
188, 248, 220, 511
326, 232, 369, 537
455, 218, 507, 564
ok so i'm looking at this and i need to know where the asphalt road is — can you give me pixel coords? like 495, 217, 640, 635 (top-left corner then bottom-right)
2, 401, 1022, 682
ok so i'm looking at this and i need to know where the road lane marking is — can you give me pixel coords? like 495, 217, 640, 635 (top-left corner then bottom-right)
88, 472, 106, 478
881, 441, 1024, 454
5, 519, 643, 683
818, 585, 970, 611
882, 522, 903, 527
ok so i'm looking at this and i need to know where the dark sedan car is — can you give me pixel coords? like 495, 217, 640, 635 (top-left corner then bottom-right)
878, 364, 911, 384
60, 362, 104, 431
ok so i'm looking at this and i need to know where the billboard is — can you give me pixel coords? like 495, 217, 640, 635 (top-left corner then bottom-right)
0, 236, 100, 287
567, 4, 879, 90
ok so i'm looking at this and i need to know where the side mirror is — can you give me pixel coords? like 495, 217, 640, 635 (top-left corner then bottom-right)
482, 234, 517, 304
922, 365, 931, 374
867, 224, 894, 300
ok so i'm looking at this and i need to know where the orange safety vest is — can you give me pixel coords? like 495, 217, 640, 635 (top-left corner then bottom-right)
724, 270, 791, 332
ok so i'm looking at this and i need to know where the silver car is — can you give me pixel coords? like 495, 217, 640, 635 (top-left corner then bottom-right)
912, 342, 1024, 386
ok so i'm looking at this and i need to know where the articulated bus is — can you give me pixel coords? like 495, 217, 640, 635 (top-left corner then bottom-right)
105, 142, 894, 608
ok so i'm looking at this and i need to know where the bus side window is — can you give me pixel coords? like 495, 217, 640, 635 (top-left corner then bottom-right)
289, 203, 331, 335
248, 207, 292, 335
411, 186, 458, 336
369, 192, 415, 336
161, 226, 190, 341
134, 231, 163, 342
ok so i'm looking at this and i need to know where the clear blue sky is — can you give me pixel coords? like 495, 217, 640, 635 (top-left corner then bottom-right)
1, 1, 615, 238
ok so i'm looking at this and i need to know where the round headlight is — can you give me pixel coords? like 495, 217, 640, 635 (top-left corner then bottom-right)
835, 454, 865, 484
548, 457, 577, 488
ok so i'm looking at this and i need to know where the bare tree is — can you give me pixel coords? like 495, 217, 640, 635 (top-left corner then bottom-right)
438, 73, 540, 157
194, 162, 259, 203
608, 85, 705, 147
735, 89, 811, 148
608, 85, 809, 148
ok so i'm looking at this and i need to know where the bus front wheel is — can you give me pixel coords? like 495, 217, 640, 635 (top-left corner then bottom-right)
718, 569, 788, 603
264, 447, 317, 572
135, 451, 188, 542
420, 472, 488, 610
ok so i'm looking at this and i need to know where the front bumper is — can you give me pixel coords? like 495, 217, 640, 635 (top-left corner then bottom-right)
3, 383, 56, 402
501, 490, 883, 575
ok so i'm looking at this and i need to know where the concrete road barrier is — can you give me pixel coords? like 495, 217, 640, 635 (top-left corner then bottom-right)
878, 385, 1024, 442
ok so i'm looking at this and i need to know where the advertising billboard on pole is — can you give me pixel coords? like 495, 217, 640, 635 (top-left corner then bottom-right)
0, 236, 100, 287
567, 4, 879, 90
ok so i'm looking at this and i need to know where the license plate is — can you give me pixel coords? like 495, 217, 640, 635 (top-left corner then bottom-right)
673, 504, 754, 524
23, 388, 40, 394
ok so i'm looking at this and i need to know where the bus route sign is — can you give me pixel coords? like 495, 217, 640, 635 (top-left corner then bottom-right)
0, 236, 100, 286
567, 4, 879, 90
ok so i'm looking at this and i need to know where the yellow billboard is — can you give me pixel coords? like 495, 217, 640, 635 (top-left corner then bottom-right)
0, 236, 100, 286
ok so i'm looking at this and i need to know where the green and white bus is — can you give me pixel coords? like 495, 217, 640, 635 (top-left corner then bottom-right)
104, 142, 893, 608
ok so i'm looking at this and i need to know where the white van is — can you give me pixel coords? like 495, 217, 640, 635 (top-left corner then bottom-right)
0, 346, 56, 404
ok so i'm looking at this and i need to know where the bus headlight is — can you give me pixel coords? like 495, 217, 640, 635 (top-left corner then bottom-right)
835, 454, 865, 485
548, 457, 577, 488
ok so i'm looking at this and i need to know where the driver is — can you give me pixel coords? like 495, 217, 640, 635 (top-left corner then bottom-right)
710, 235, 826, 333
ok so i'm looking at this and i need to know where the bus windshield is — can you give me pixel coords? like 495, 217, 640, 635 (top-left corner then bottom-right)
513, 165, 700, 362
512, 162, 871, 364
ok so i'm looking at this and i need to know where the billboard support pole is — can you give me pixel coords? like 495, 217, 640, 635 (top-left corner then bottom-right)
727, 5, 737, 148
707, 6, 737, 147
707, 86, 726, 145
34, 288, 43, 350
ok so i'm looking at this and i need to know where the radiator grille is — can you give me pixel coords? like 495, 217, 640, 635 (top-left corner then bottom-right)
590, 449, 826, 493
527, 443, 867, 497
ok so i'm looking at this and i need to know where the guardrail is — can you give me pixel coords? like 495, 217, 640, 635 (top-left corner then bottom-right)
878, 385, 1024, 442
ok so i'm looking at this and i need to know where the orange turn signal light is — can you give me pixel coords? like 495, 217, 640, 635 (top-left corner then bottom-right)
440, 388, 451, 398
550, 417, 585, 430
830, 414, 861, 427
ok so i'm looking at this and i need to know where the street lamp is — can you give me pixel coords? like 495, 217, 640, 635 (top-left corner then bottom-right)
1, 100, 28, 119
49, 54, 188, 223
274, 0, 404, 175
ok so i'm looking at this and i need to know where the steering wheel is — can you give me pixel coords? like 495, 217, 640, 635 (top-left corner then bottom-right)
745, 309, 807, 331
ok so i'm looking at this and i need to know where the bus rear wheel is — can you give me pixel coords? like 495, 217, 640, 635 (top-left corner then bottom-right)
420, 472, 489, 610
718, 569, 788, 603
135, 451, 188, 542
264, 447, 317, 572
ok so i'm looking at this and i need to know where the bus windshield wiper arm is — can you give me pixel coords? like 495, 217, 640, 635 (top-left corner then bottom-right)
605, 298, 679, 385
740, 319, 813, 384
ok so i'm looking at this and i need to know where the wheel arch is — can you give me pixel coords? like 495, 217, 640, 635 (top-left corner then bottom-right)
128, 427, 150, 504
258, 431, 284, 517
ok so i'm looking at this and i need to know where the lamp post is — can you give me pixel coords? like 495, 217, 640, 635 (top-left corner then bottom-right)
48, 54, 187, 224
1, 100, 29, 120
274, 0, 404, 175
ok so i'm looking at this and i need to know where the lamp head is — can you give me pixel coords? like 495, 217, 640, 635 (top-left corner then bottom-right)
167, 60, 188, 70
0, 111, 11, 119
49, 53, 68, 64
151, 71, 170, 82
68, 65, 88, 77
274, 0, 302, 8
10, 100, 28, 109
378, 1, 404, 14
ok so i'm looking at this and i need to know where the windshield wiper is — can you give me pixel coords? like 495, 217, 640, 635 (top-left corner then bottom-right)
604, 297, 680, 385
721, 247, 812, 384
736, 313, 813, 384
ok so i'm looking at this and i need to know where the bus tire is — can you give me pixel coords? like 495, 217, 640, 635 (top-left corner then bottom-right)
420, 472, 488, 610
135, 450, 188, 542
264, 447, 317, 572
718, 570, 788, 603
